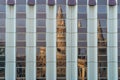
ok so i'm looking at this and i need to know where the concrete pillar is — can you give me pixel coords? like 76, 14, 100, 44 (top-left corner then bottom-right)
87, 0, 98, 80
46, 0, 56, 80
5, 1, 16, 80
107, 0, 118, 80
66, 0, 78, 80
26, 0, 36, 80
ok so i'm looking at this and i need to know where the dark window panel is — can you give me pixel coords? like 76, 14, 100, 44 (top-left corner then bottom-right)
37, 5, 46, 12
0, 42, 5, 46
119, 42, 120, 47
78, 14, 87, 19
16, 5, 26, 12
16, 48, 25, 61
0, 19, 5, 26
57, 67, 66, 77
0, 48, 5, 56
78, 42, 87, 47
78, 48, 87, 55
16, 19, 26, 27
48, 0, 55, 6
0, 56, 5, 61
78, 6, 86, 13
78, 0, 87, 5
78, 34, 87, 41
16, 42, 26, 47
16, 0, 26, 4
118, 0, 120, 5
16, 62, 25, 67
98, 56, 107, 61
98, 14, 107, 19
36, 42, 46, 47
0, 62, 5, 67
98, 48, 107, 55
37, 19, 46, 26
16, 13, 26, 18
16, 48, 25, 55
0, 68, 5, 77
16, 33, 25, 41
118, 14, 120, 19
37, 67, 46, 77
57, 0, 66, 5
78, 28, 87, 33
36, 0, 46, 4
0, 13, 5, 19
98, 68, 107, 77
36, 28, 46, 32
37, 62, 46, 67
118, 49, 120, 56
16, 28, 26, 32
36, 13, 46, 19
98, 5, 107, 13
0, 28, 5, 32
0, 5, 5, 12
98, 62, 107, 67
0, 0, 6, 4
37, 34, 46, 40
16, 68, 25, 77
98, 0, 107, 5
0, 33, 5, 41
118, 26, 120, 33
68, 0, 76, 6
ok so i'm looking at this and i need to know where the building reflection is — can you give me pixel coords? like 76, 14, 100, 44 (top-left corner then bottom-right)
37, 7, 107, 80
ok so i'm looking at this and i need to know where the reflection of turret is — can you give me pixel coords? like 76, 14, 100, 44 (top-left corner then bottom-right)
57, 6, 66, 53
98, 20, 104, 41
38, 6, 86, 80
98, 20, 107, 47
78, 20, 82, 28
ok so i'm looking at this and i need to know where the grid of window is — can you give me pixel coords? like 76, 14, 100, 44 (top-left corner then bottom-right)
36, 0, 46, 80
0, 0, 119, 80
56, 2, 66, 79
77, 0, 87, 80
97, 0, 107, 79
16, 0, 26, 79
0, 0, 5, 79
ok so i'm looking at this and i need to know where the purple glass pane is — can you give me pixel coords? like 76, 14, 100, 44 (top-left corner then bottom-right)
109, 0, 116, 6
68, 0, 76, 6
89, 0, 96, 6
28, 0, 35, 6
7, 0, 15, 5
48, 0, 55, 6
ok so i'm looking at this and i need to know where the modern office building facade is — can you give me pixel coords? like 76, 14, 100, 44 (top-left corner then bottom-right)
0, 0, 119, 80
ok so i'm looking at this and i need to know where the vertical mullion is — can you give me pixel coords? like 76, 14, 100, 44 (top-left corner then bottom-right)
46, 0, 56, 80
66, 0, 77, 80
107, 0, 118, 80
5, 0, 16, 79
87, 0, 98, 80
26, 0, 36, 80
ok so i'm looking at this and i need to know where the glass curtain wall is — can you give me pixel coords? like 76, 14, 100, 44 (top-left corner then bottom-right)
16, 0, 26, 79
0, 0, 5, 79
36, 0, 46, 80
77, 0, 87, 80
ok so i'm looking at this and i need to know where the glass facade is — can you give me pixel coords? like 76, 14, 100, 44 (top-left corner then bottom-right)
0, 0, 120, 80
